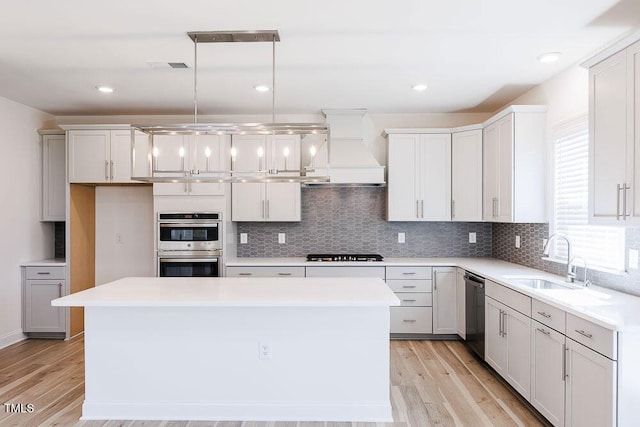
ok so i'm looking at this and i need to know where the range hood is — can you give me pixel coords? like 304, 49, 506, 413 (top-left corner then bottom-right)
306, 109, 386, 186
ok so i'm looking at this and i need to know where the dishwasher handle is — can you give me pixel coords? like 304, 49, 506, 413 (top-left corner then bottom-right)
464, 272, 485, 288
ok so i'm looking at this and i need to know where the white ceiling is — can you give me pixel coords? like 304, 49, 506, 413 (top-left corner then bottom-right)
0, 0, 637, 116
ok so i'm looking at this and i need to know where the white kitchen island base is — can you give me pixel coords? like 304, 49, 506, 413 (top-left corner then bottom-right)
53, 278, 399, 422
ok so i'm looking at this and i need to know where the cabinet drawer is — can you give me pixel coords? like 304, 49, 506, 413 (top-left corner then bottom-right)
532, 299, 566, 333
486, 280, 531, 316
226, 266, 305, 278
305, 266, 385, 279
391, 307, 433, 334
386, 279, 432, 293
386, 266, 432, 280
25, 266, 65, 280
396, 292, 432, 307
567, 314, 617, 360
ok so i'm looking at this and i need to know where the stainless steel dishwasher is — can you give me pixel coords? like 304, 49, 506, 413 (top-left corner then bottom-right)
464, 271, 485, 359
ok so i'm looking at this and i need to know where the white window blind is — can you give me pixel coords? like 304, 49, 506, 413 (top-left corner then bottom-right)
552, 119, 625, 272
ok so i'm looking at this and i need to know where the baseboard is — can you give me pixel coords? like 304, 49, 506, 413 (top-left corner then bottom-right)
0, 330, 27, 350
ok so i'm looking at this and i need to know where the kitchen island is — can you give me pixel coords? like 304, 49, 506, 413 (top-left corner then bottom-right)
52, 277, 400, 422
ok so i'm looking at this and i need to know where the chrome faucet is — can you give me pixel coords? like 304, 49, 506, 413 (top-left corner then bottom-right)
542, 233, 576, 283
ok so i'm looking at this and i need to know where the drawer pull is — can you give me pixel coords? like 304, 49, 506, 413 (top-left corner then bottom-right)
537, 328, 550, 336
277, 273, 292, 276
537, 311, 551, 319
402, 299, 417, 303
238, 273, 253, 276
403, 319, 417, 323
574, 329, 593, 339
402, 272, 416, 275
402, 285, 417, 289
37, 272, 51, 275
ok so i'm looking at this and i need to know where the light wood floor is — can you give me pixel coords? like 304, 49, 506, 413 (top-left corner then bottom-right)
0, 336, 547, 427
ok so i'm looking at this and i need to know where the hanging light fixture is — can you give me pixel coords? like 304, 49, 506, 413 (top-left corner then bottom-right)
131, 30, 331, 184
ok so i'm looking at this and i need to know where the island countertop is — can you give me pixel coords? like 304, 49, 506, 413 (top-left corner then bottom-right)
52, 276, 400, 308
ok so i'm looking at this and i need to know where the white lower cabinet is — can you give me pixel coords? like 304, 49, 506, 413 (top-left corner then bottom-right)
531, 320, 566, 427
22, 266, 66, 335
432, 267, 457, 334
225, 266, 305, 277
386, 266, 433, 335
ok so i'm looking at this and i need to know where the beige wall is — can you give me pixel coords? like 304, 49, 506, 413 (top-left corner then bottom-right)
0, 96, 54, 348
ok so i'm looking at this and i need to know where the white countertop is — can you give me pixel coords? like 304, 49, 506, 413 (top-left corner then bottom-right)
20, 258, 66, 267
226, 257, 640, 332
52, 277, 401, 308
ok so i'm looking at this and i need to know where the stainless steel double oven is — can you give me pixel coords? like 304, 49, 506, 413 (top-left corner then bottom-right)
157, 212, 222, 277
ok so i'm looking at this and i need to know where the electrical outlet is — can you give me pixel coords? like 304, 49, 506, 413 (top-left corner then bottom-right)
515, 235, 521, 249
259, 341, 272, 360
469, 232, 476, 244
240, 233, 248, 244
278, 233, 286, 244
115, 233, 123, 244
398, 232, 405, 243
629, 249, 639, 270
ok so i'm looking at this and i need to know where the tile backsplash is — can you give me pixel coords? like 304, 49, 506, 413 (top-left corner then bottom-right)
236, 187, 492, 258
493, 223, 640, 296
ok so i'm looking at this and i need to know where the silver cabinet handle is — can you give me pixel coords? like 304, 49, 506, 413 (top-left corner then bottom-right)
623, 183, 630, 220
502, 312, 508, 337
105, 160, 109, 181
617, 184, 622, 220
402, 272, 416, 275
574, 329, 593, 339
266, 199, 270, 220
238, 272, 253, 276
492, 197, 498, 218
498, 309, 503, 336
562, 344, 567, 381
416, 200, 419, 219
433, 271, 437, 291
536, 327, 550, 336
402, 285, 416, 289
277, 272, 292, 276
403, 319, 417, 323
37, 272, 51, 275
402, 299, 417, 303
261, 200, 265, 219
421, 200, 424, 218
537, 311, 551, 319
110, 160, 114, 180
451, 200, 456, 219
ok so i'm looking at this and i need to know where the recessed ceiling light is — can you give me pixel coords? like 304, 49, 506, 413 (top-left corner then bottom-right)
254, 85, 270, 92
537, 52, 562, 63
412, 84, 428, 91
96, 86, 114, 93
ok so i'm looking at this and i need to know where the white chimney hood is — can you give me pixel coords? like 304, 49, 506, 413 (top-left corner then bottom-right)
306, 109, 386, 186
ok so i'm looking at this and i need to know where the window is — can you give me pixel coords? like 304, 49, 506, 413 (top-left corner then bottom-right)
551, 116, 625, 272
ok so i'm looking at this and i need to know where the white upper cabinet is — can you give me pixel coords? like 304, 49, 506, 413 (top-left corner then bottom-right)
68, 128, 149, 184
451, 128, 483, 222
482, 107, 547, 223
231, 135, 301, 222
587, 39, 640, 225
387, 133, 451, 221
41, 132, 66, 221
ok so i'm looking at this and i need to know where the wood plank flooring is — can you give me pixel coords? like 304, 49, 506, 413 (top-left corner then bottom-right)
0, 337, 548, 427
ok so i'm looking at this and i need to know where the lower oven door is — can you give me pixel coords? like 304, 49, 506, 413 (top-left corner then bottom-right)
158, 256, 221, 277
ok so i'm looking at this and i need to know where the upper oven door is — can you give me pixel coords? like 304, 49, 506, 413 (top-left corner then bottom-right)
158, 222, 221, 251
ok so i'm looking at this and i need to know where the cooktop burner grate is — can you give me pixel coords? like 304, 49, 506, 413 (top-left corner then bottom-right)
306, 254, 384, 262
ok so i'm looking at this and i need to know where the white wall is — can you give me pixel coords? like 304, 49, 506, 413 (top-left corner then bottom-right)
0, 96, 54, 348
95, 186, 155, 285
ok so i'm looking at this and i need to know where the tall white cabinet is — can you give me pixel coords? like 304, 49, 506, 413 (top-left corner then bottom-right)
386, 132, 451, 221
482, 106, 547, 223
231, 135, 301, 222
585, 38, 640, 225
41, 131, 66, 221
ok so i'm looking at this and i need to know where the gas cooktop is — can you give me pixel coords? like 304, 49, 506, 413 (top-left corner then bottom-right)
306, 254, 384, 262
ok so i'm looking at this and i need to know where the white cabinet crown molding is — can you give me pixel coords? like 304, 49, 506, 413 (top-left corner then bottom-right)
59, 124, 132, 131
581, 29, 640, 69
382, 124, 482, 137
482, 105, 548, 128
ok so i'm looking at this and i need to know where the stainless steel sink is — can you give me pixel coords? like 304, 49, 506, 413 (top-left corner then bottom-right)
508, 278, 578, 290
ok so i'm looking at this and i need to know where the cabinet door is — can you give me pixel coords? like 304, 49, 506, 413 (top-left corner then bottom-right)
419, 134, 452, 220
231, 135, 267, 221
531, 321, 565, 427
190, 134, 228, 196
483, 123, 499, 221
432, 267, 457, 334
42, 134, 66, 221
68, 130, 110, 183
387, 135, 420, 221
485, 297, 507, 374
456, 269, 466, 339
496, 114, 514, 222
110, 130, 133, 183
566, 338, 616, 427
152, 134, 190, 195
452, 129, 482, 221
265, 183, 301, 221
25, 280, 65, 333
589, 49, 628, 224
505, 306, 531, 400
629, 40, 640, 224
